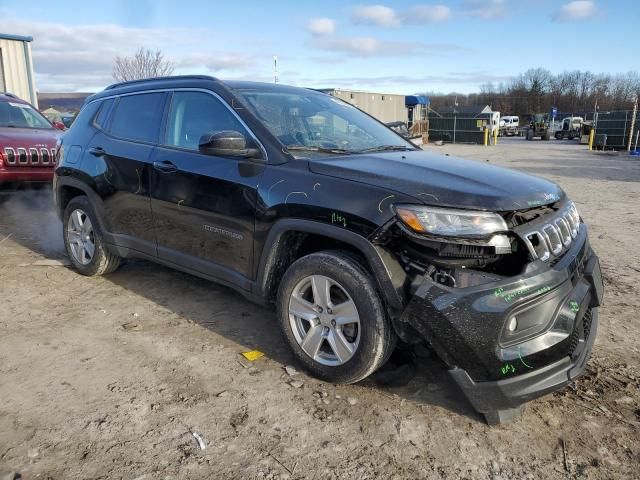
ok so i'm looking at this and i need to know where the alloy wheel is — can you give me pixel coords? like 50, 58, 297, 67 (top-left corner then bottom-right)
67, 208, 95, 265
288, 275, 361, 366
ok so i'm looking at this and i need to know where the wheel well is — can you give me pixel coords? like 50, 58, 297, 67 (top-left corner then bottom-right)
57, 185, 85, 217
262, 231, 368, 303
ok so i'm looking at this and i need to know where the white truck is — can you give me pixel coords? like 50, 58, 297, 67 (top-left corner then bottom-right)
554, 116, 583, 140
499, 116, 520, 136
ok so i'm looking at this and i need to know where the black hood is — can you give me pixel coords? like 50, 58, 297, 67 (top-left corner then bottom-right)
307, 150, 564, 211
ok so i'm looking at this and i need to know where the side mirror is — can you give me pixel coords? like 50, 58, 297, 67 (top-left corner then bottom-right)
53, 121, 65, 130
198, 130, 261, 159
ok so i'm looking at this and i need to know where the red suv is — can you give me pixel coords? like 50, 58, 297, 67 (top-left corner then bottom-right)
0, 93, 63, 193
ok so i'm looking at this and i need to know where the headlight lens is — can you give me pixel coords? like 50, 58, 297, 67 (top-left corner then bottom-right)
395, 205, 508, 237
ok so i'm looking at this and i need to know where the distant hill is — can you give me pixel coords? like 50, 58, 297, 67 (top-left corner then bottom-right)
37, 92, 93, 112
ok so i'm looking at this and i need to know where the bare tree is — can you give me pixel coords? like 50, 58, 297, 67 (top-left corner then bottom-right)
112, 47, 174, 82
423, 67, 640, 117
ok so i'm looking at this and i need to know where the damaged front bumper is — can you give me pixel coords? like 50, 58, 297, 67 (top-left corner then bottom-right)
398, 225, 604, 423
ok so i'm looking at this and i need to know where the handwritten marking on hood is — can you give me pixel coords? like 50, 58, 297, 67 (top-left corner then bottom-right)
415, 192, 439, 202
285, 191, 308, 204
267, 180, 285, 203
378, 195, 395, 213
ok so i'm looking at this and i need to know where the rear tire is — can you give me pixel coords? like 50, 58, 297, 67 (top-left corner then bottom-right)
277, 250, 396, 384
63, 195, 121, 276
526, 129, 534, 140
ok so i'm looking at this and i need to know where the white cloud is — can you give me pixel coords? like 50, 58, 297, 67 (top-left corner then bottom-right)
353, 4, 452, 27
462, 0, 508, 19
2, 19, 256, 91
352, 5, 400, 27
403, 5, 452, 24
310, 35, 469, 58
552, 1, 598, 21
299, 71, 513, 91
307, 17, 336, 35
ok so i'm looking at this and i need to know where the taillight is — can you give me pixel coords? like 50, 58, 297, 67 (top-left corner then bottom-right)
0, 150, 5, 168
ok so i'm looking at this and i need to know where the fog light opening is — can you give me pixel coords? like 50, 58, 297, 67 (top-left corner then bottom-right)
507, 316, 518, 332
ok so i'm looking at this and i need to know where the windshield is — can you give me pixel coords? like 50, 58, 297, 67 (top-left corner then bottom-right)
0, 101, 53, 129
234, 88, 415, 155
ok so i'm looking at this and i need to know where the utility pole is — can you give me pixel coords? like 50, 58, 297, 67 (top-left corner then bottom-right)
628, 96, 638, 152
453, 96, 458, 144
273, 55, 278, 84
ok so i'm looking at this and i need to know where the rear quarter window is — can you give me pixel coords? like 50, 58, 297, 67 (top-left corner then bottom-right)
108, 92, 165, 143
66, 101, 101, 131
93, 98, 115, 129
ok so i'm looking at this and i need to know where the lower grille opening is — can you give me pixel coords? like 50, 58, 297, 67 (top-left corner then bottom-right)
568, 308, 593, 357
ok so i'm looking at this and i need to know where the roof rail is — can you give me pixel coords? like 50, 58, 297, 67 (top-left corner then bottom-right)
104, 75, 219, 91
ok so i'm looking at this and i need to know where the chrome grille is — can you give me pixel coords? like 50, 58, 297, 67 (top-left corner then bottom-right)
2, 147, 55, 166
520, 202, 581, 262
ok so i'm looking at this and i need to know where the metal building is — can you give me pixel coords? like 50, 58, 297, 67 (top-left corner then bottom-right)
0, 33, 37, 108
318, 88, 408, 124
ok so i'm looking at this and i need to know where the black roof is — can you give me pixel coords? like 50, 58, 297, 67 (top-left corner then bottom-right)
0, 92, 26, 103
88, 75, 222, 103
87, 76, 315, 104
104, 75, 218, 91
226, 81, 322, 95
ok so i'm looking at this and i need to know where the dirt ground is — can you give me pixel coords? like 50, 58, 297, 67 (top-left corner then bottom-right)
1, 137, 639, 479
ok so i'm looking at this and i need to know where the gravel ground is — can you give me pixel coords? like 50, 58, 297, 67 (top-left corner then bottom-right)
0, 137, 639, 479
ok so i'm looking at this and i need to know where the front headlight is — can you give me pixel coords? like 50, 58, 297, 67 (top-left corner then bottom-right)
394, 205, 508, 238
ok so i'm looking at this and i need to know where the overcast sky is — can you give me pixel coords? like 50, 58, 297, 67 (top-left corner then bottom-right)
1, 0, 638, 94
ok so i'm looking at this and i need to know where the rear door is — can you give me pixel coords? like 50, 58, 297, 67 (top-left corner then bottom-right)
149, 90, 265, 284
90, 91, 166, 255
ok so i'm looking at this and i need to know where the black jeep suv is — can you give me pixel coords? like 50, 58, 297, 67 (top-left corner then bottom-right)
54, 76, 603, 424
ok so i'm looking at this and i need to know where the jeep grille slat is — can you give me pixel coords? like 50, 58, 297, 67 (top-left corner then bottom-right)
17, 148, 28, 164
29, 148, 39, 165
4, 147, 16, 165
520, 203, 581, 262
40, 148, 50, 165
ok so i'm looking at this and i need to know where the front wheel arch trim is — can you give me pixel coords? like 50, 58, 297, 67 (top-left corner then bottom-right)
254, 219, 407, 314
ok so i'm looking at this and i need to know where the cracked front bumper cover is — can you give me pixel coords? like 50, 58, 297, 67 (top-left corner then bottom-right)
450, 307, 598, 419
398, 225, 603, 420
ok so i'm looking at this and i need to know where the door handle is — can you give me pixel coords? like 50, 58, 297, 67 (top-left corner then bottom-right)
153, 160, 178, 173
89, 147, 105, 156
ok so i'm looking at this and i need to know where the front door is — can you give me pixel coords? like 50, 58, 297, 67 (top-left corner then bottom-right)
150, 90, 265, 285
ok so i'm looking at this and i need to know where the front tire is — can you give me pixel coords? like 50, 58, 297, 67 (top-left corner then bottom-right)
63, 196, 121, 276
277, 250, 396, 384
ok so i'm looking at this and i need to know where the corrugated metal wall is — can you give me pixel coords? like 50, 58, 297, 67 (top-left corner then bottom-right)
327, 90, 407, 124
0, 38, 37, 107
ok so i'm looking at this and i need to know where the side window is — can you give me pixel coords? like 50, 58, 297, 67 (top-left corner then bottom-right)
165, 91, 251, 151
94, 98, 114, 129
109, 93, 164, 143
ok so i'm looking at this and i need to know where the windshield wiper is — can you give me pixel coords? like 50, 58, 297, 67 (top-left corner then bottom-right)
356, 145, 415, 153
285, 145, 352, 155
